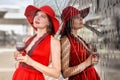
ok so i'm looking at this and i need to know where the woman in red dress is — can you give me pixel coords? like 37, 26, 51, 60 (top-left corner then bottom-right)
60, 6, 100, 80
12, 5, 61, 80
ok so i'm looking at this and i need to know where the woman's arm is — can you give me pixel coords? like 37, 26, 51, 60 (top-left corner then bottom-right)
61, 37, 93, 78
16, 36, 61, 78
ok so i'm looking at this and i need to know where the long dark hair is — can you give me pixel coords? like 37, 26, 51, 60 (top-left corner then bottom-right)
61, 19, 72, 37
47, 15, 55, 35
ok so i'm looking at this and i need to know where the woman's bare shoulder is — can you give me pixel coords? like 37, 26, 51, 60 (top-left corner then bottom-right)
51, 36, 59, 41
61, 36, 68, 42
50, 36, 61, 53
51, 36, 60, 44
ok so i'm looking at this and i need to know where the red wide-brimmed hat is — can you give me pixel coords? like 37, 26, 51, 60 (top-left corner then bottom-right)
24, 5, 59, 34
61, 6, 90, 33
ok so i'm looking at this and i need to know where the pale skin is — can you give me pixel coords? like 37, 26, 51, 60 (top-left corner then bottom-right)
61, 14, 99, 78
14, 11, 61, 78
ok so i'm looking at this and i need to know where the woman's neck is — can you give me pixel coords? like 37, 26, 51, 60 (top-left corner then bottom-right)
71, 29, 77, 37
36, 29, 47, 38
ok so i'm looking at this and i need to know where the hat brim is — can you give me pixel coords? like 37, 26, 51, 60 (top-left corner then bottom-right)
24, 5, 38, 30
24, 5, 59, 34
79, 7, 90, 18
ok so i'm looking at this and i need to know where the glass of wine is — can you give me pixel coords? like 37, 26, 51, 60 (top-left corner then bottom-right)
89, 43, 99, 58
16, 41, 26, 56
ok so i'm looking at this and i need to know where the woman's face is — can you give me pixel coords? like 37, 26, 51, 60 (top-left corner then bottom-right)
33, 11, 50, 30
71, 14, 83, 30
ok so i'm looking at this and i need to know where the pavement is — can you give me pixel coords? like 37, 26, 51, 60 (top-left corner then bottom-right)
0, 48, 65, 80
0, 48, 15, 80
0, 48, 120, 80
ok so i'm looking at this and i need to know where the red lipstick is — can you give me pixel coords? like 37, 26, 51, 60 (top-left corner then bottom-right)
35, 21, 40, 24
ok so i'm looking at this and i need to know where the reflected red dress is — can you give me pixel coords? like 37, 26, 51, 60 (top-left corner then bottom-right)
68, 34, 100, 80
12, 34, 51, 80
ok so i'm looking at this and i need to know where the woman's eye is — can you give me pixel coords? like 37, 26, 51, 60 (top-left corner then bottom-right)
41, 15, 46, 18
73, 16, 79, 19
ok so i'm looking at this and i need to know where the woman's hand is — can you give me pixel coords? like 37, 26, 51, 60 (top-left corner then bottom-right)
16, 54, 33, 65
14, 51, 20, 60
91, 53, 99, 65
86, 54, 99, 67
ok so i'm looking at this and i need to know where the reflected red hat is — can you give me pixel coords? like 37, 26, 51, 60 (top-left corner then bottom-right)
61, 6, 90, 33
24, 5, 59, 34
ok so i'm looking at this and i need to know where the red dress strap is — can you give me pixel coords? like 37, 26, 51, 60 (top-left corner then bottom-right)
20, 33, 49, 70
25, 34, 37, 49
27, 33, 49, 56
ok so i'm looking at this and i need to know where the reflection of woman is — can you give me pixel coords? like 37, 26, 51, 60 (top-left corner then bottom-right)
61, 6, 100, 80
12, 5, 61, 80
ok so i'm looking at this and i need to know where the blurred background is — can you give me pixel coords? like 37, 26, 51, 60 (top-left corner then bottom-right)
0, 0, 120, 80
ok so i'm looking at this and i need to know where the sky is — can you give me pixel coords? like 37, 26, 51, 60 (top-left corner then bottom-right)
0, 0, 33, 8
0, 0, 33, 14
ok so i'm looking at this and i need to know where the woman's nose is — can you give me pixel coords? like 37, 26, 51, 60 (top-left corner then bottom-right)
36, 16, 40, 20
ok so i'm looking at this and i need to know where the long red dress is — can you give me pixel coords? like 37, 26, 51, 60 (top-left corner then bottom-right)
67, 34, 100, 80
12, 33, 51, 80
